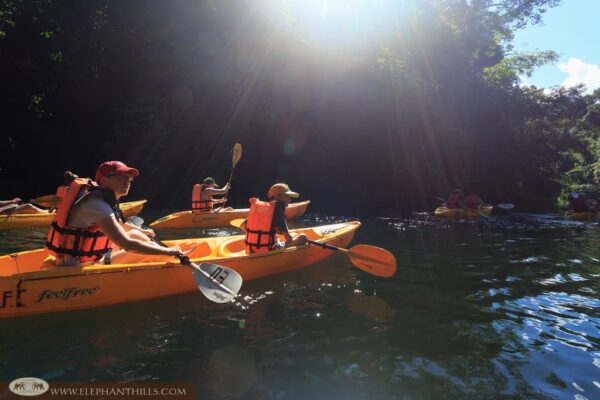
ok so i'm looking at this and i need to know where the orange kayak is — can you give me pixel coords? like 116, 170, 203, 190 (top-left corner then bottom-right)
0, 200, 147, 231
149, 200, 310, 229
434, 204, 493, 219
0, 221, 359, 319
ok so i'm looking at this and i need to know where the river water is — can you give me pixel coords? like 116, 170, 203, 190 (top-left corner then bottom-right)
0, 211, 598, 399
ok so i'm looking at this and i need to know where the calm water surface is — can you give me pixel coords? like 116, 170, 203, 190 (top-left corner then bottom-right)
0, 210, 599, 399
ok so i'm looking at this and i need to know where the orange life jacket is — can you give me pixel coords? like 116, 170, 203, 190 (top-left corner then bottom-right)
55, 185, 68, 200
192, 184, 213, 213
46, 178, 124, 264
245, 198, 277, 254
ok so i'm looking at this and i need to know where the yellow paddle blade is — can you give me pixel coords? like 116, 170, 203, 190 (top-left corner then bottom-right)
31, 194, 63, 207
232, 143, 242, 167
230, 218, 244, 228
347, 245, 397, 278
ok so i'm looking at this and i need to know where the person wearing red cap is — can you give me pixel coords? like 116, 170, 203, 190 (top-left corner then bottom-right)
239, 183, 308, 253
47, 161, 182, 266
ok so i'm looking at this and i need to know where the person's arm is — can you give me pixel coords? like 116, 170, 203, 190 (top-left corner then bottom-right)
0, 198, 20, 207
122, 221, 156, 237
204, 184, 230, 197
272, 204, 294, 245
96, 216, 180, 256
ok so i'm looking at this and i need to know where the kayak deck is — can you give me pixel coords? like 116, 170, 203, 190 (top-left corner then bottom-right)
149, 200, 310, 229
0, 221, 359, 319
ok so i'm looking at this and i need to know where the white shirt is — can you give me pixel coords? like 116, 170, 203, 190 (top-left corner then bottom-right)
68, 196, 115, 228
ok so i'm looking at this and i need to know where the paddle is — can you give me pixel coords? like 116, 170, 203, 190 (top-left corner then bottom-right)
229, 219, 397, 278
222, 143, 242, 208
128, 216, 243, 303
307, 240, 397, 278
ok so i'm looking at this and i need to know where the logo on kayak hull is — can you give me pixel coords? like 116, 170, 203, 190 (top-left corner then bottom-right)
35, 286, 99, 302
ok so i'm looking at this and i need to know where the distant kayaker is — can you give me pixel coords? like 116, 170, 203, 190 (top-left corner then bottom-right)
0, 198, 46, 215
445, 189, 464, 209
569, 192, 594, 213
464, 193, 483, 210
239, 183, 308, 253
46, 161, 183, 266
192, 177, 231, 213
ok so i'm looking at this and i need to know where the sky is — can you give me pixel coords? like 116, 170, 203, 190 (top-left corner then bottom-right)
512, 0, 600, 94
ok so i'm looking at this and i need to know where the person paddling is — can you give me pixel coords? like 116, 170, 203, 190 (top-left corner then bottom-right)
569, 192, 594, 213
464, 193, 483, 210
239, 183, 308, 253
192, 177, 231, 213
46, 161, 182, 266
445, 189, 464, 209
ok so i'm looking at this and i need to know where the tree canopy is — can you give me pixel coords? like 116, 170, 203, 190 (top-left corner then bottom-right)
1, 0, 596, 214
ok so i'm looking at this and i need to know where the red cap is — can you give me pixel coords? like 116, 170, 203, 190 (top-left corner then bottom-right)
95, 161, 139, 183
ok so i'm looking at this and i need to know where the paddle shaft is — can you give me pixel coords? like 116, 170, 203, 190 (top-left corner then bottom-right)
223, 143, 242, 208
308, 240, 350, 254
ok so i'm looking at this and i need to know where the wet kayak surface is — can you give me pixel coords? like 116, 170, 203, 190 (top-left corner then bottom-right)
0, 211, 599, 399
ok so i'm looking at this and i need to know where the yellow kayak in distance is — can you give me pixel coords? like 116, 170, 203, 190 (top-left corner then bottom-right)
434, 204, 493, 219
0, 221, 359, 319
0, 200, 147, 231
149, 200, 311, 229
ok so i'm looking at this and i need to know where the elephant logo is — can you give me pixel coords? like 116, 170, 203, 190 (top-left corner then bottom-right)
8, 377, 49, 396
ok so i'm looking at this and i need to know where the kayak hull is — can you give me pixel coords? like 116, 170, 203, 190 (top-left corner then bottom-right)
566, 211, 597, 221
149, 200, 310, 229
434, 205, 493, 219
0, 221, 359, 319
0, 200, 146, 231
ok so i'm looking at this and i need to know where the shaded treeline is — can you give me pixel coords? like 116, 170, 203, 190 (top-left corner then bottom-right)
1, 0, 599, 214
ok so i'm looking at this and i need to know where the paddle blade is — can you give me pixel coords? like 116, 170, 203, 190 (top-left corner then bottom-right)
496, 203, 514, 210
31, 195, 63, 208
127, 216, 144, 227
348, 245, 397, 278
232, 143, 243, 167
230, 218, 244, 228
192, 262, 243, 303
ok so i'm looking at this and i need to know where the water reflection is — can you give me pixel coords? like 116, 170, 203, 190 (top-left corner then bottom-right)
0, 212, 599, 399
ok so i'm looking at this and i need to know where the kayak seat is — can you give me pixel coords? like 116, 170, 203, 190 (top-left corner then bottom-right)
185, 241, 213, 259
304, 229, 322, 240
217, 237, 246, 257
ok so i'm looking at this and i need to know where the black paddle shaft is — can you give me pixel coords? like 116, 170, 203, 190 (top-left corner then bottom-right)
308, 240, 341, 252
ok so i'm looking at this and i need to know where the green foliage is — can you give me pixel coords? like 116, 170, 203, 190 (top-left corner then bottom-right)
482, 50, 558, 86
2, 0, 594, 212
